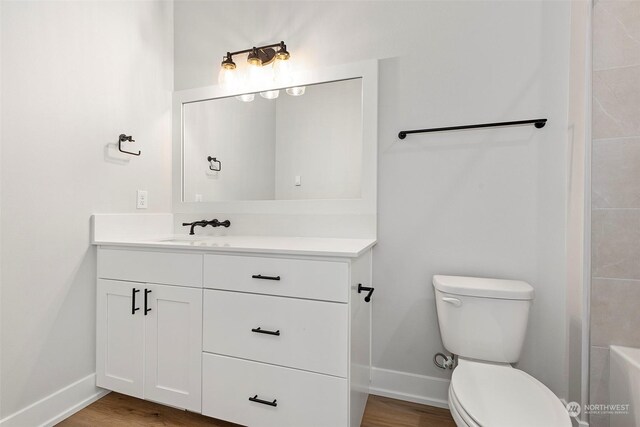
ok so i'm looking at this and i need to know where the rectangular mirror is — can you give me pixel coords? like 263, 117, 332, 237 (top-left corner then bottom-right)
182, 78, 363, 202
172, 60, 377, 216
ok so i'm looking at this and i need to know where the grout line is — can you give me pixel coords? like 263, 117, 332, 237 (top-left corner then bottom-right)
593, 63, 640, 73
593, 136, 640, 142
591, 207, 640, 211
591, 276, 640, 283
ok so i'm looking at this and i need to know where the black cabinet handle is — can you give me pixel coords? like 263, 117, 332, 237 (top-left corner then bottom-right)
251, 327, 281, 336
357, 283, 375, 302
252, 274, 281, 281
144, 289, 152, 315
249, 395, 277, 407
131, 288, 140, 315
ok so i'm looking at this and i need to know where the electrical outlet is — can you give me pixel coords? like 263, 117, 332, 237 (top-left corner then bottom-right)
136, 190, 148, 209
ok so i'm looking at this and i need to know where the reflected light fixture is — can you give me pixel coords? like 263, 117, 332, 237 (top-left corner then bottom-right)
218, 41, 303, 99
286, 86, 305, 96
260, 90, 280, 100
235, 93, 255, 102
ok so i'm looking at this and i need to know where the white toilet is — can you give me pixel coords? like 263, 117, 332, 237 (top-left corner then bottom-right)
433, 275, 571, 427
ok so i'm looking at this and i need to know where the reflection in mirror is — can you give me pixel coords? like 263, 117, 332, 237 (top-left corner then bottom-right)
182, 78, 362, 202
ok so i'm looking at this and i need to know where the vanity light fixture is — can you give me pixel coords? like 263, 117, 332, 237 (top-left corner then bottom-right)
218, 41, 304, 98
219, 41, 288, 82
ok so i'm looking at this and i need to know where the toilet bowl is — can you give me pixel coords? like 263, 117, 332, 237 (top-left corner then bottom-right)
433, 275, 571, 427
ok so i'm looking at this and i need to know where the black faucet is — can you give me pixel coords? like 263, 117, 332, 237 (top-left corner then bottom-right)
182, 219, 231, 235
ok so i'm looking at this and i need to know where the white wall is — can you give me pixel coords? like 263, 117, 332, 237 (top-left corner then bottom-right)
0, 0, 173, 420
183, 97, 276, 201
174, 0, 571, 401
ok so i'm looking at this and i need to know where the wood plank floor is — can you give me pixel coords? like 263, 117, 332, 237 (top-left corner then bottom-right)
361, 396, 456, 427
57, 392, 455, 427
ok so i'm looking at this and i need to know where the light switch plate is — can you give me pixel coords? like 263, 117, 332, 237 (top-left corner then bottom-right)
136, 190, 148, 209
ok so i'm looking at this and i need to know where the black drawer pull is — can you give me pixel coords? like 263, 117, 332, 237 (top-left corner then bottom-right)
252, 274, 281, 281
249, 395, 277, 407
251, 327, 280, 336
131, 288, 140, 315
144, 289, 152, 315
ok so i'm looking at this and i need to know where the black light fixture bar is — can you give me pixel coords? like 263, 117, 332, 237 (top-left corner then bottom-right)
398, 118, 547, 140
227, 41, 286, 58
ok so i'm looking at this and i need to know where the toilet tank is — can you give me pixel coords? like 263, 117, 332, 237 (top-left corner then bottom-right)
433, 275, 534, 363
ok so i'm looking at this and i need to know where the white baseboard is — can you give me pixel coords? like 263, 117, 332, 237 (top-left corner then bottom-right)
0, 374, 109, 427
369, 367, 450, 409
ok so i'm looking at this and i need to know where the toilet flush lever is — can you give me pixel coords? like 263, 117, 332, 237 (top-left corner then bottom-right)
442, 297, 462, 307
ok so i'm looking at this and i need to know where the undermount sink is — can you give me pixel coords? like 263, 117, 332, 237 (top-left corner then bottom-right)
154, 236, 232, 247
156, 236, 220, 243
158, 237, 202, 243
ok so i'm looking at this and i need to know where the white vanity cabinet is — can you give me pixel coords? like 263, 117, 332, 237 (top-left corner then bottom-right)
96, 249, 203, 412
201, 252, 372, 427
95, 243, 373, 427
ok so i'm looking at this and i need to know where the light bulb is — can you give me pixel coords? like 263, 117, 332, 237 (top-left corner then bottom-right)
273, 58, 293, 85
260, 90, 280, 100
286, 86, 305, 96
247, 63, 266, 89
235, 93, 255, 102
247, 49, 262, 66
218, 66, 237, 90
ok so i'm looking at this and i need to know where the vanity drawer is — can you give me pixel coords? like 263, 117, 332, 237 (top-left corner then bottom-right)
202, 353, 348, 427
97, 248, 203, 287
203, 254, 348, 302
203, 290, 348, 377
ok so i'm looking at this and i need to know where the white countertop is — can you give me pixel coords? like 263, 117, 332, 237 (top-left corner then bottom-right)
93, 235, 377, 258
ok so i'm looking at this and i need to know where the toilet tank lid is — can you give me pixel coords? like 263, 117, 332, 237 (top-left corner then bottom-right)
433, 275, 534, 300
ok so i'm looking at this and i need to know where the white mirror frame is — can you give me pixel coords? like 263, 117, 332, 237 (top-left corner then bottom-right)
172, 59, 378, 215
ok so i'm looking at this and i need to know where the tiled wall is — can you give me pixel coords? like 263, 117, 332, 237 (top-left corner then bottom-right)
590, 1, 640, 426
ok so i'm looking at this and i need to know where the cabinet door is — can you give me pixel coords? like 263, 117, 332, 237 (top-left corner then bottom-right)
144, 284, 203, 412
96, 279, 144, 398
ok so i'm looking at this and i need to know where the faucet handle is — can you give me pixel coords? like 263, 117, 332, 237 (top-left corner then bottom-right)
208, 219, 231, 228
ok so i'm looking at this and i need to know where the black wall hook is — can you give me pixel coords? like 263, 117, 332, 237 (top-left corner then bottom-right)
118, 134, 141, 156
207, 156, 221, 171
358, 283, 375, 302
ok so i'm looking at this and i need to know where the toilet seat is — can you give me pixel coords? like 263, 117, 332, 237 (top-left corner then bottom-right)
449, 359, 571, 427
449, 386, 480, 427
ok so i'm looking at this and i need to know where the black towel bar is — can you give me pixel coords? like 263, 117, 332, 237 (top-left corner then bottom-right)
398, 118, 547, 140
